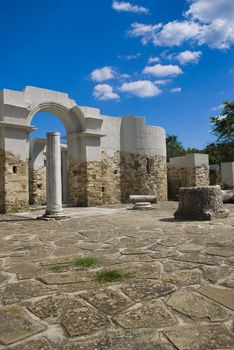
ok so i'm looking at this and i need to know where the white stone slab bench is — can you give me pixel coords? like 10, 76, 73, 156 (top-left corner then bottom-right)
129, 195, 157, 204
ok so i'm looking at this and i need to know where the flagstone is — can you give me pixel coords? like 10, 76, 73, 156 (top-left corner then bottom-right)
121, 279, 176, 302
0, 305, 46, 345
167, 290, 229, 321
164, 324, 234, 350
114, 299, 176, 329
62, 298, 109, 336
199, 285, 234, 310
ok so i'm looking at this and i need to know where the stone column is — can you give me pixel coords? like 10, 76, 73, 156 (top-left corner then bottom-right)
43, 132, 66, 218
61, 147, 69, 203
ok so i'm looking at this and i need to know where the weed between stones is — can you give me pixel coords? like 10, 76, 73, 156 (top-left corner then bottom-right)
95, 269, 135, 283
50, 257, 99, 271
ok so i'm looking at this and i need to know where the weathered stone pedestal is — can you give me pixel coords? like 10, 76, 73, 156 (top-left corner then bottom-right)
174, 185, 229, 221
42, 132, 67, 219
133, 202, 152, 210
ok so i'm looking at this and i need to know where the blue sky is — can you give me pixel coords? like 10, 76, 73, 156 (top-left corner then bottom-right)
0, 0, 233, 148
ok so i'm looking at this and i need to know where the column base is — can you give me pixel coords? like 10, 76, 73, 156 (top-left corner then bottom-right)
39, 210, 68, 220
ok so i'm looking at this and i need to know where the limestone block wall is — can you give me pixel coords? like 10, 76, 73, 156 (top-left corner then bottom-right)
209, 164, 221, 186
167, 154, 209, 200
0, 127, 29, 213
101, 151, 121, 204
0, 150, 28, 213
0, 149, 5, 213
120, 153, 167, 202
29, 139, 47, 206
100, 116, 167, 202
221, 162, 234, 189
69, 159, 103, 206
29, 167, 46, 205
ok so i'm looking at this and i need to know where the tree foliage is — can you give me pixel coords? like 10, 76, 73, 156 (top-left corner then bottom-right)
166, 135, 185, 162
211, 101, 234, 143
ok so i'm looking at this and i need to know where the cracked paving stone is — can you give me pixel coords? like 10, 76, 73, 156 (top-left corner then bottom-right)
205, 245, 234, 257
199, 285, 234, 310
157, 234, 189, 247
108, 237, 155, 248
39, 271, 92, 285
120, 247, 148, 255
6, 263, 48, 280
162, 271, 201, 286
80, 287, 133, 315
147, 243, 177, 257
26, 294, 68, 324
0, 272, 8, 284
220, 274, 234, 288
63, 329, 174, 350
164, 324, 234, 350
0, 280, 54, 305
9, 337, 53, 350
113, 299, 176, 329
178, 242, 205, 252
121, 279, 175, 302
167, 290, 229, 321
62, 297, 109, 336
162, 260, 200, 273
174, 253, 223, 265
0, 305, 46, 345
118, 254, 154, 263
202, 265, 233, 283
108, 261, 161, 279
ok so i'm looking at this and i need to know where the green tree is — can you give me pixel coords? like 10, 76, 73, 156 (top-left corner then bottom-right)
211, 101, 234, 143
166, 135, 186, 162
204, 142, 234, 164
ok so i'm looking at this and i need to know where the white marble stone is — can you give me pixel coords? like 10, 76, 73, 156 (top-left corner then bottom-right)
43, 132, 65, 218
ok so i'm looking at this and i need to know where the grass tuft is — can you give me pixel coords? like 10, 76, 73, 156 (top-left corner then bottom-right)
73, 257, 99, 268
50, 256, 99, 272
95, 269, 135, 283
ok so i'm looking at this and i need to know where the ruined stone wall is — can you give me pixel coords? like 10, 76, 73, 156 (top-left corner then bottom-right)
120, 152, 167, 202
0, 150, 5, 213
29, 167, 46, 205
0, 150, 29, 213
101, 151, 121, 204
69, 152, 167, 206
69, 159, 103, 207
167, 165, 210, 200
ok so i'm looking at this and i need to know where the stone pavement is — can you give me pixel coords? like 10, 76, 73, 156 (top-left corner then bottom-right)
0, 202, 234, 349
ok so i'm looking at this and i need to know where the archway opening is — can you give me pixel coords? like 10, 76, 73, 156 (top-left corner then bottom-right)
29, 112, 69, 206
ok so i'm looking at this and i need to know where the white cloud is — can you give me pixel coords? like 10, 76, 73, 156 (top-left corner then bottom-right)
128, 23, 162, 44
185, 0, 234, 23
91, 67, 115, 82
118, 53, 141, 60
93, 84, 120, 101
128, 0, 234, 49
154, 21, 201, 46
112, 1, 149, 14
176, 50, 202, 64
119, 80, 161, 97
154, 79, 172, 85
171, 87, 182, 93
148, 56, 160, 64
143, 64, 183, 77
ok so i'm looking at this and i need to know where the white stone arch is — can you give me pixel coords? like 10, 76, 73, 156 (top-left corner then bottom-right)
27, 101, 86, 134
0, 86, 104, 212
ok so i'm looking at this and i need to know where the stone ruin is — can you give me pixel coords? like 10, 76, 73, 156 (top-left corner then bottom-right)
174, 185, 229, 221
0, 86, 167, 213
167, 154, 210, 200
